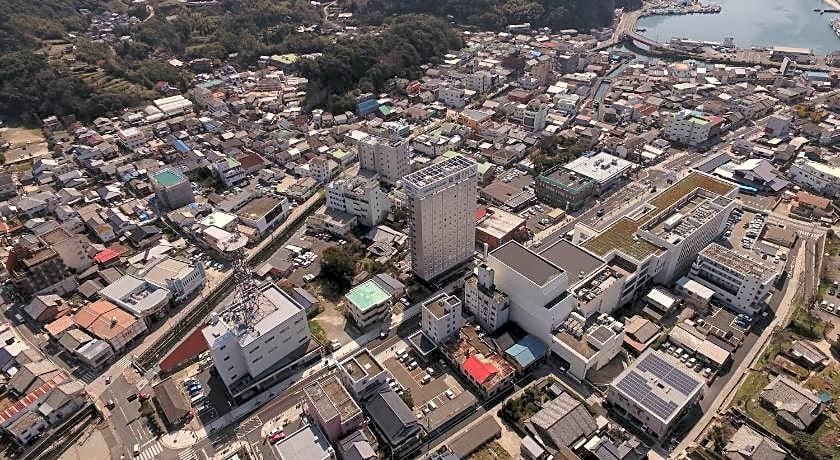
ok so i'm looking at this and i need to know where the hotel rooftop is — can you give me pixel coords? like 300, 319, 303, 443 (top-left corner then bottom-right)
582, 172, 737, 260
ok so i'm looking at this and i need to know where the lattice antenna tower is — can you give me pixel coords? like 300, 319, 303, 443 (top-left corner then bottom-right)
225, 232, 263, 335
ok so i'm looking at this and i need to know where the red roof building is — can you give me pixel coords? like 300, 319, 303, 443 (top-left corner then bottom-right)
94, 248, 121, 265
463, 355, 498, 384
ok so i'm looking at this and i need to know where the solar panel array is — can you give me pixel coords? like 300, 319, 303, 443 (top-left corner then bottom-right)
616, 371, 680, 420
636, 352, 701, 396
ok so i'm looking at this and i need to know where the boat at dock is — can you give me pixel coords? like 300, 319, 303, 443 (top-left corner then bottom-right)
831, 16, 840, 38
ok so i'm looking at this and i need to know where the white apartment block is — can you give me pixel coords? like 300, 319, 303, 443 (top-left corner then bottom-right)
464, 264, 510, 333
438, 84, 466, 109
403, 156, 478, 281
203, 283, 311, 401
522, 99, 549, 132
689, 243, 778, 315
463, 71, 493, 94
117, 127, 151, 151
421, 292, 464, 345
663, 110, 722, 146
358, 137, 411, 185
326, 176, 391, 227
215, 157, 247, 187
788, 160, 840, 198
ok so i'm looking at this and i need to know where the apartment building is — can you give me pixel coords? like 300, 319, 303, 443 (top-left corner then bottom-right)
689, 243, 778, 315
215, 157, 247, 187
663, 110, 724, 146
438, 84, 466, 109
358, 136, 410, 185
337, 348, 387, 400
421, 292, 464, 345
345, 278, 392, 330
116, 127, 151, 151
403, 156, 478, 281
788, 159, 840, 198
203, 283, 311, 402
151, 168, 194, 210
522, 98, 549, 132
464, 264, 510, 333
326, 176, 391, 227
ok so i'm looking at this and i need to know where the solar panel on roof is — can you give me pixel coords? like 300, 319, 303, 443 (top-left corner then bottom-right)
616, 370, 650, 402
642, 393, 679, 420
637, 352, 700, 396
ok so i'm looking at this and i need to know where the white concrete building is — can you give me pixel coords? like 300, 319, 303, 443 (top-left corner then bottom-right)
438, 84, 466, 109
203, 283, 311, 401
358, 136, 411, 185
99, 275, 172, 322
464, 264, 510, 333
326, 176, 391, 227
486, 241, 575, 345
551, 312, 625, 380
236, 196, 290, 235
464, 71, 493, 94
403, 156, 478, 281
788, 160, 840, 198
421, 292, 463, 345
689, 243, 778, 315
139, 257, 205, 303
564, 152, 633, 192
522, 99, 549, 132
663, 110, 723, 146
116, 127, 151, 151
214, 157, 247, 187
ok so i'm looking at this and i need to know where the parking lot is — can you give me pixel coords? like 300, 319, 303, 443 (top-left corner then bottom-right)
722, 209, 789, 269
382, 353, 476, 431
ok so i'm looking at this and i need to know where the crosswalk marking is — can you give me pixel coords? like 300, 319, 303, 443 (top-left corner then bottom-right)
178, 447, 198, 460
114, 355, 132, 371
139, 441, 162, 460
136, 377, 149, 391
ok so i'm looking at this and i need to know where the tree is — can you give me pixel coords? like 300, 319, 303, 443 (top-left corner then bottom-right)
400, 388, 414, 408
320, 246, 356, 290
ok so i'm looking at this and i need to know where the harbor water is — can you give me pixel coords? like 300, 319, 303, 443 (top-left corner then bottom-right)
636, 0, 840, 54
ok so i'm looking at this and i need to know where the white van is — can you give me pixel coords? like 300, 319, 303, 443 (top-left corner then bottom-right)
190, 394, 205, 405
427, 401, 438, 411
421, 374, 431, 384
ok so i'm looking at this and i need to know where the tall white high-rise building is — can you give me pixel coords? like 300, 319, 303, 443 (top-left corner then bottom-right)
358, 136, 410, 185
403, 156, 477, 281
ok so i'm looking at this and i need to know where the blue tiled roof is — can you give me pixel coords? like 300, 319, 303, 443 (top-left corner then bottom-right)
505, 335, 547, 368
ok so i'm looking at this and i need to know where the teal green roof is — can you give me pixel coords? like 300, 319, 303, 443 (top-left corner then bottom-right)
226, 157, 241, 168
152, 169, 185, 187
331, 149, 351, 159
476, 162, 493, 175
345, 279, 390, 312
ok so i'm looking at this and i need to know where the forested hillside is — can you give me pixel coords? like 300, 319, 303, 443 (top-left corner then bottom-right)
344, 0, 641, 30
